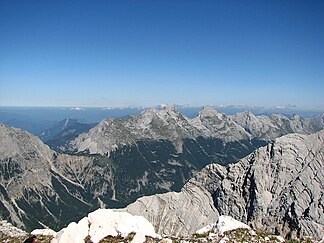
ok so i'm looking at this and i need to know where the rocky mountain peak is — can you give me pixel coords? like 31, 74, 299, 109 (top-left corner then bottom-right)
140, 106, 185, 121
290, 114, 301, 120
198, 106, 223, 119
0, 123, 53, 161
230, 110, 259, 130
237, 110, 257, 120
191, 107, 250, 142
161, 105, 178, 112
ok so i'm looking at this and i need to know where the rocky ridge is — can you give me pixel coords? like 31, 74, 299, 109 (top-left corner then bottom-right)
231, 110, 320, 140
122, 130, 324, 240
68, 106, 323, 156
0, 123, 100, 230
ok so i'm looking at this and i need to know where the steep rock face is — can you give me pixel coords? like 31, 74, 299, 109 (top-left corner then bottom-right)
123, 184, 218, 237
308, 114, 324, 131
0, 124, 53, 197
124, 131, 324, 240
0, 124, 99, 230
196, 130, 324, 239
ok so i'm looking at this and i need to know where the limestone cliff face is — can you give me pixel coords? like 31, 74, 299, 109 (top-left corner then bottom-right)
123, 184, 218, 237
124, 131, 324, 240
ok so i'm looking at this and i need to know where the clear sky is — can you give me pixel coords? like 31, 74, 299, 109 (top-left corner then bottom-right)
0, 0, 323, 110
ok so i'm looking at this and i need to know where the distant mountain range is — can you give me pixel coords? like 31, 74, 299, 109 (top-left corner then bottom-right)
0, 106, 323, 240
66, 106, 323, 156
38, 118, 97, 151
0, 105, 323, 136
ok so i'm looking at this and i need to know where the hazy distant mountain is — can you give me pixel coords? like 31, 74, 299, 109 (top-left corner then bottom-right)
1, 106, 322, 137
0, 111, 55, 135
308, 114, 324, 131
39, 118, 96, 152
231, 111, 322, 140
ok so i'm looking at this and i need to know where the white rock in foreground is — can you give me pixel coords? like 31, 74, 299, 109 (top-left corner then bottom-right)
51, 208, 160, 243
216, 215, 251, 234
31, 228, 57, 236
195, 215, 251, 235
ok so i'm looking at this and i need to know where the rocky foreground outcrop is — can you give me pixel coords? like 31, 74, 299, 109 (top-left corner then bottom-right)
123, 130, 324, 240
2, 211, 287, 243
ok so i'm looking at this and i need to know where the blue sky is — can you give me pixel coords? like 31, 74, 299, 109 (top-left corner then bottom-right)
0, 0, 323, 110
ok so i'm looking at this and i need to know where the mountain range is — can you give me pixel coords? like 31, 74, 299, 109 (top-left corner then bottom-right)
66, 106, 323, 156
2, 130, 321, 242
0, 106, 323, 241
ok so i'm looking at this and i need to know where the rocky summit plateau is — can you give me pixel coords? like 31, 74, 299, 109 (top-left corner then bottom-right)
0, 106, 323, 242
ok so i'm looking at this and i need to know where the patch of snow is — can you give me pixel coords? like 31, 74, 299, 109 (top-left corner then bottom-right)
51, 209, 160, 243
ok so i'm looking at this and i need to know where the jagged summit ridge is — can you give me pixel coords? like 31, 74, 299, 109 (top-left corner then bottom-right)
69, 106, 323, 156
191, 106, 250, 141
69, 106, 200, 155
231, 110, 320, 140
